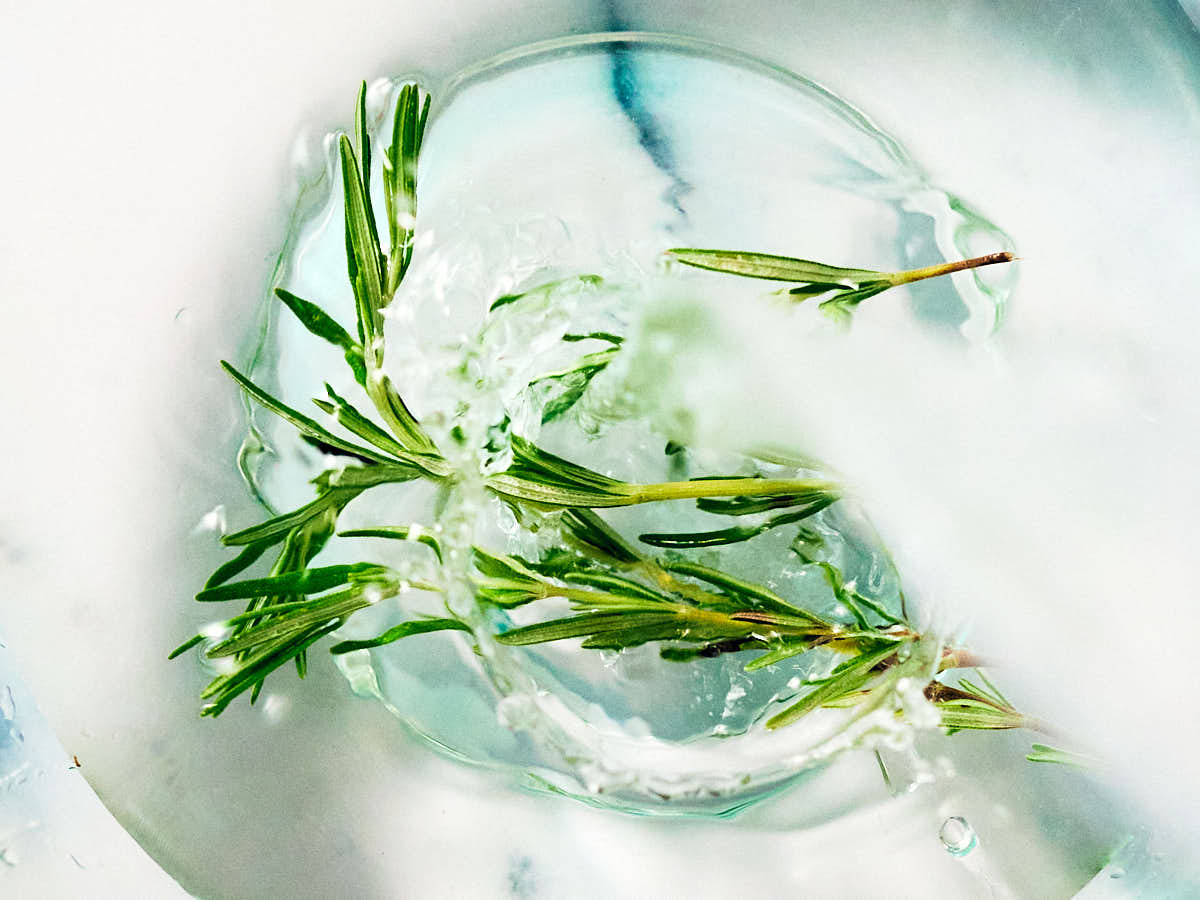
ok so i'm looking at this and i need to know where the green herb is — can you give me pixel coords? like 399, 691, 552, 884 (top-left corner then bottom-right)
667, 247, 1013, 324
173, 82, 1042, 767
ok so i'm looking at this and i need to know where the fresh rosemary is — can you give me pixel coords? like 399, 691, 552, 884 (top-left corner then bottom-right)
173, 81, 1042, 764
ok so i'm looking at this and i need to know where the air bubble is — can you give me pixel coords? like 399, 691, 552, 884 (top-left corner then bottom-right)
939, 816, 978, 857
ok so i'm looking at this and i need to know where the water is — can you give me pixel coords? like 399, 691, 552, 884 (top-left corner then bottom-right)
250, 34, 1014, 813
939, 816, 978, 856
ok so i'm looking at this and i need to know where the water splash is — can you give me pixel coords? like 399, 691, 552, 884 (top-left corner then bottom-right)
253, 35, 1011, 814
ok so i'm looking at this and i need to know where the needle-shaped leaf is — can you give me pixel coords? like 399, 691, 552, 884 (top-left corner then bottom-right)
368, 372, 439, 456
659, 560, 824, 622
816, 282, 891, 322
560, 571, 673, 605
495, 611, 680, 647
338, 525, 443, 563
659, 638, 759, 662
203, 540, 274, 590
384, 82, 429, 293
765, 641, 901, 729
313, 382, 438, 468
339, 134, 386, 349
561, 331, 623, 345
308, 463, 425, 496
208, 587, 376, 658
354, 81, 373, 223
532, 347, 619, 423
744, 640, 815, 672
488, 274, 603, 313
785, 282, 846, 298
221, 361, 391, 464
1026, 744, 1095, 768
168, 633, 205, 660
199, 620, 342, 717
696, 485, 838, 517
275, 287, 358, 351
195, 563, 386, 603
668, 249, 882, 284
557, 509, 642, 565
330, 617, 472, 654
639, 502, 834, 549
222, 492, 346, 548
471, 547, 552, 607
275, 288, 367, 386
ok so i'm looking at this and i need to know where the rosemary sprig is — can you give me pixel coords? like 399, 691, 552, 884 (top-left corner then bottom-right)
174, 81, 1046, 771
667, 247, 1013, 324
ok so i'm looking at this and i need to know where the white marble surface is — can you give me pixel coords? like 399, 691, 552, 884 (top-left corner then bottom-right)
3, 2, 1199, 897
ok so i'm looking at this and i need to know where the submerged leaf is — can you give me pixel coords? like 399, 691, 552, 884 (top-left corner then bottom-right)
668, 248, 881, 284
488, 274, 603, 313
195, 563, 385, 603
274, 288, 367, 386
639, 502, 834, 549
330, 617, 472, 654
339, 134, 386, 348
765, 641, 901, 729
338, 525, 443, 563
221, 361, 391, 464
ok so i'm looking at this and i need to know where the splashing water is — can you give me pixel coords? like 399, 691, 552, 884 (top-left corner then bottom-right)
252, 35, 1013, 813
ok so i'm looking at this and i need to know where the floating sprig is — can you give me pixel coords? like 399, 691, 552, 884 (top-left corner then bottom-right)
668, 248, 1013, 324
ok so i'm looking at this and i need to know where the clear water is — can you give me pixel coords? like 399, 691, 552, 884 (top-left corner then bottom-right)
249, 35, 1017, 813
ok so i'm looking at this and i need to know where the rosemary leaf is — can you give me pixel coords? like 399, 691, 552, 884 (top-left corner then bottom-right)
639, 502, 833, 549
338, 525, 443, 563
330, 617, 472, 654
220, 361, 392, 464
766, 641, 901, 729
1026, 744, 1096, 768
659, 560, 824, 622
488, 274, 603, 313
668, 249, 882, 283
274, 287, 368, 386
194, 563, 386, 603
368, 371, 439, 457
199, 621, 342, 717
203, 540, 273, 590
222, 492, 347, 548
384, 82, 428, 293
744, 640, 813, 672
339, 134, 386, 350
314, 382, 431, 465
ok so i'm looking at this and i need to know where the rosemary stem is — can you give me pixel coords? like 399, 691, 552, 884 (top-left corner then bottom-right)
888, 251, 1014, 286
627, 477, 838, 504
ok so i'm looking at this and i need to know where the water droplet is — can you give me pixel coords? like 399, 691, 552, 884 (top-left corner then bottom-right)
0, 847, 18, 867
939, 816, 978, 857
1109, 866, 1126, 879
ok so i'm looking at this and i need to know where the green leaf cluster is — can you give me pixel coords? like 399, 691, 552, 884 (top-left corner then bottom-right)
174, 81, 1044, 769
